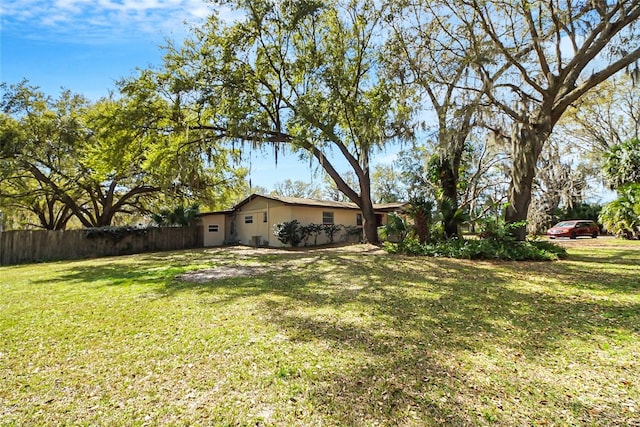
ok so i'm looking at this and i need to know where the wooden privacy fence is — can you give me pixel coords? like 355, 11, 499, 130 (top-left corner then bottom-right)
0, 226, 202, 266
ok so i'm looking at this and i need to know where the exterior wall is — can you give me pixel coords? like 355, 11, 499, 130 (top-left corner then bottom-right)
228, 199, 289, 246
200, 196, 394, 248
293, 206, 359, 226
270, 206, 366, 247
265, 205, 295, 244
201, 214, 227, 247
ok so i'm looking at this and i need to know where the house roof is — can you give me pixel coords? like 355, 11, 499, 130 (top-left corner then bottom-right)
198, 194, 407, 216
196, 208, 234, 217
371, 202, 409, 212
240, 193, 360, 209
239, 193, 408, 211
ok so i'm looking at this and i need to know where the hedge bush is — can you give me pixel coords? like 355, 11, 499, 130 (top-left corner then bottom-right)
384, 237, 567, 261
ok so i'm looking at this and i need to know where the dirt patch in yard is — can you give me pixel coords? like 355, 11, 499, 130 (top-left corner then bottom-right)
179, 240, 640, 283
179, 265, 275, 283
216, 243, 385, 256
179, 243, 385, 283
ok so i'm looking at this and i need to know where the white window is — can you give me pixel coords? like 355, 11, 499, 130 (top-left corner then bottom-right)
322, 211, 334, 225
356, 213, 363, 226
263, 212, 268, 223
245, 215, 253, 224
208, 224, 219, 232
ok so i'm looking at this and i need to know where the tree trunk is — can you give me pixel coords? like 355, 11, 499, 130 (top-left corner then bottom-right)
362, 207, 379, 245
439, 160, 460, 239
505, 125, 546, 240
414, 209, 429, 243
293, 138, 380, 244
359, 176, 380, 245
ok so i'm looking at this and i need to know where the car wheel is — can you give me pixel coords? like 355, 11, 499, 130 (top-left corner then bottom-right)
592, 232, 598, 238
570, 232, 577, 239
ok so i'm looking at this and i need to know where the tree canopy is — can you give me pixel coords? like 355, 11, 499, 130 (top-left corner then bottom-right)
4, 0, 640, 242
271, 179, 322, 199
128, 0, 412, 243
0, 81, 245, 229
564, 74, 640, 155
443, 0, 640, 238
604, 138, 640, 189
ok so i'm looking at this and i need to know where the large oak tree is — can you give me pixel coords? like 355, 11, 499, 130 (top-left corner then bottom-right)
138, 0, 412, 243
450, 0, 640, 239
387, 0, 491, 238
0, 84, 95, 228
0, 82, 244, 229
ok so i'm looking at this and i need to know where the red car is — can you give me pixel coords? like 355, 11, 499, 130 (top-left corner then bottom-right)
547, 220, 600, 239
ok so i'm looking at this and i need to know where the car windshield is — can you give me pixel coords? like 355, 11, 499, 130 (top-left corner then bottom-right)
555, 221, 576, 227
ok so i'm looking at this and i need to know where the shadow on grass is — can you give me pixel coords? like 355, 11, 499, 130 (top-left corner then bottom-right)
34, 245, 640, 425
29, 247, 246, 288
566, 250, 640, 267
169, 249, 638, 424
543, 250, 640, 295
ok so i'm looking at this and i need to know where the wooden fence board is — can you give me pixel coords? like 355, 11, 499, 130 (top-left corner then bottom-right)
0, 226, 202, 266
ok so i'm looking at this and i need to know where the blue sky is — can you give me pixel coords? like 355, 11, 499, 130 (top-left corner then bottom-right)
1, 0, 212, 98
0, 0, 382, 192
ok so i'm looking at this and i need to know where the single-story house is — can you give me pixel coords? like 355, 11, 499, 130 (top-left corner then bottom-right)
198, 193, 406, 247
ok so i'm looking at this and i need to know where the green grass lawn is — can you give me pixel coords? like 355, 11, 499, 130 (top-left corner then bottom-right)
1, 239, 639, 426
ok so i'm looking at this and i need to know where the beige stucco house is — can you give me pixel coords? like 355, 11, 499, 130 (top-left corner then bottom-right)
198, 194, 405, 247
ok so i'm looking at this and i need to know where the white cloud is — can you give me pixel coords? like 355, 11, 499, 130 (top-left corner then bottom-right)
1, 0, 219, 44
374, 152, 399, 165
